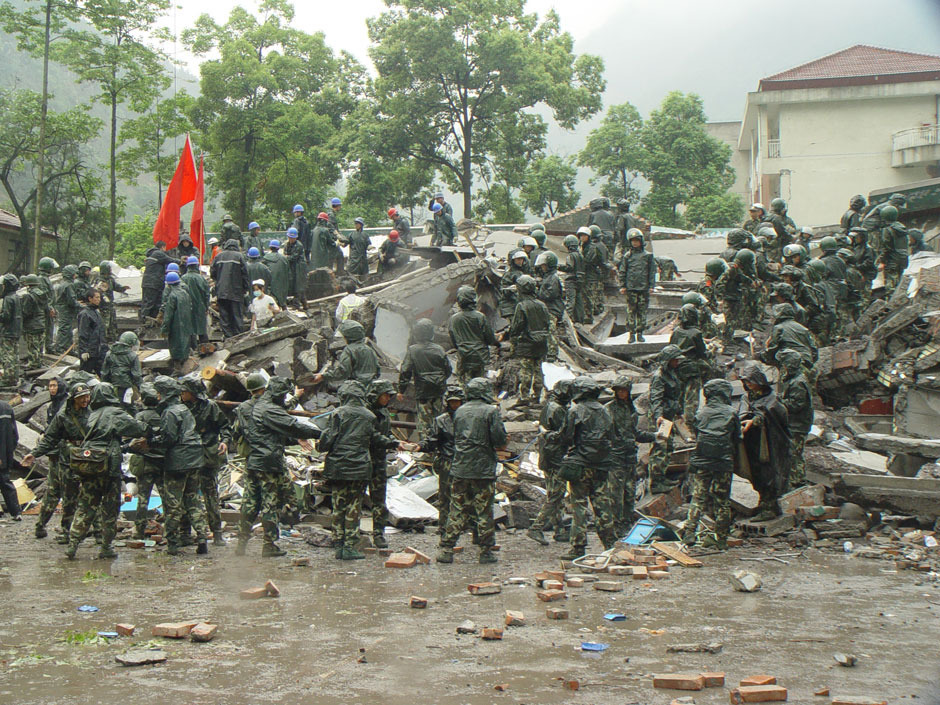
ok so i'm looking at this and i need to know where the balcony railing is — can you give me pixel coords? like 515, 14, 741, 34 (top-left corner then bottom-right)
892, 124, 940, 152
766, 139, 781, 158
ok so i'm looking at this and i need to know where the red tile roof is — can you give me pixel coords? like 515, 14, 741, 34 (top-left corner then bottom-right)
760, 45, 940, 91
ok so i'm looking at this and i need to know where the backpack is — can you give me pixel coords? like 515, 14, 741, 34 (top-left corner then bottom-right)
68, 426, 109, 478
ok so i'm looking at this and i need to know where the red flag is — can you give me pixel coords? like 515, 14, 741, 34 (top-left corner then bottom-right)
189, 154, 205, 260
152, 135, 197, 249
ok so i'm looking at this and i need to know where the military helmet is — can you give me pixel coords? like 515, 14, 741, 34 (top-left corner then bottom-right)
705, 257, 727, 277
783, 243, 803, 259
659, 344, 683, 363
563, 234, 579, 249
627, 228, 644, 243
733, 248, 755, 266
888, 193, 907, 206
456, 285, 477, 308
531, 230, 547, 248
678, 303, 699, 326
589, 225, 601, 237
529, 223, 545, 233
38, 256, 56, 272
576, 226, 591, 237
849, 194, 866, 210
267, 376, 295, 397
516, 274, 537, 295
69, 382, 91, 400
837, 248, 854, 261
771, 282, 793, 299
849, 228, 867, 244
62, 264, 78, 278
2, 273, 19, 291
99, 260, 112, 274
881, 205, 898, 223
180, 374, 206, 397
727, 228, 750, 248
819, 236, 839, 252
118, 331, 138, 346
510, 249, 527, 263
616, 198, 630, 211
535, 251, 557, 269
245, 372, 268, 392
781, 264, 804, 280
153, 375, 181, 398
682, 291, 708, 308
369, 378, 397, 400
756, 226, 776, 241
78, 261, 92, 270
770, 197, 787, 213
444, 384, 466, 402
21, 274, 40, 286
611, 374, 634, 391
807, 259, 828, 278
521, 236, 537, 249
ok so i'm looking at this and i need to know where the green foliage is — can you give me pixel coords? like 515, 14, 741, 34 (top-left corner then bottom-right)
42, 169, 111, 265
367, 0, 604, 214
61, 629, 109, 645
578, 102, 644, 203
114, 212, 156, 268
473, 183, 525, 223
80, 569, 110, 583
520, 155, 580, 218
683, 192, 746, 229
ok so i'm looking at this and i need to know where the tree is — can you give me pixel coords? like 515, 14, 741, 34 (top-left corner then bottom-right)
683, 192, 746, 229
42, 170, 111, 264
474, 183, 524, 223
520, 155, 580, 218
184, 0, 364, 227
117, 93, 194, 209
367, 0, 605, 215
637, 91, 735, 228
114, 212, 157, 267
60, 0, 172, 258
0, 89, 102, 271
578, 102, 644, 204
476, 112, 545, 222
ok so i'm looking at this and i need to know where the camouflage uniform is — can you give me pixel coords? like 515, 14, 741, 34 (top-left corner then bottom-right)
581, 237, 605, 318
714, 264, 756, 341
398, 318, 451, 437
368, 380, 401, 546
776, 350, 813, 489
558, 237, 586, 323
54, 267, 80, 354
420, 389, 462, 530
182, 379, 231, 540
509, 277, 551, 402
0, 275, 22, 387
528, 381, 572, 543
447, 288, 497, 387
36, 261, 57, 350
94, 263, 129, 342
647, 346, 683, 493
656, 257, 679, 281
331, 480, 367, 549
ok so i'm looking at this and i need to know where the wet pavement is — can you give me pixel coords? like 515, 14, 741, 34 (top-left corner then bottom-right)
1, 518, 938, 704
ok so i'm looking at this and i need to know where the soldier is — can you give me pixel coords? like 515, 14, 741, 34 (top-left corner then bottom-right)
529, 226, 550, 269
314, 320, 380, 388
909, 229, 928, 256
606, 375, 656, 538
499, 250, 529, 319
129, 382, 164, 539
388, 207, 412, 245
30, 377, 76, 541
618, 229, 656, 342
416, 385, 464, 532
715, 250, 758, 343
587, 196, 616, 251
769, 282, 807, 325
841, 194, 866, 234
309, 212, 333, 270
519, 236, 538, 273
76, 289, 106, 375
73, 261, 94, 303
614, 199, 640, 260
244, 222, 264, 253
180, 374, 230, 546
367, 379, 404, 549
681, 379, 741, 549
878, 205, 909, 298
508, 275, 551, 404
290, 205, 311, 262
862, 192, 906, 248
246, 247, 272, 293
721, 228, 750, 263
432, 191, 453, 218
698, 258, 726, 316
0, 398, 18, 520
173, 235, 200, 263
0, 274, 21, 388
21, 274, 50, 370
776, 349, 813, 490
580, 226, 605, 321
805, 259, 839, 345
682, 290, 720, 339
743, 202, 766, 236
36, 257, 57, 350
670, 304, 708, 421
398, 318, 451, 437
378, 230, 409, 272
536, 251, 563, 359
219, 214, 243, 249
161, 272, 194, 372
283, 228, 308, 308
739, 364, 791, 521
782, 243, 808, 271
656, 256, 681, 282
182, 256, 210, 345
559, 234, 586, 323
527, 379, 573, 545
447, 286, 498, 384
345, 217, 371, 278
101, 331, 142, 404
141, 241, 176, 320
557, 377, 616, 559
765, 198, 797, 255
436, 378, 507, 564
648, 345, 684, 494
848, 229, 877, 309
761, 303, 817, 379
838, 248, 863, 321
262, 240, 290, 309
818, 236, 851, 333
211, 239, 251, 336
431, 202, 457, 246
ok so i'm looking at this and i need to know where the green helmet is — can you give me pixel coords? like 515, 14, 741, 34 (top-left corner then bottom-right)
783, 243, 804, 259
705, 258, 727, 277
62, 264, 78, 279
99, 261, 112, 275
78, 260, 92, 270
770, 198, 787, 213
529, 223, 545, 232
889, 193, 907, 207
733, 248, 755, 267
516, 274, 537, 295
180, 373, 206, 397
678, 303, 699, 326
807, 259, 828, 279
369, 378, 397, 401
727, 229, 750, 248
444, 384, 466, 402
535, 251, 557, 269
682, 291, 708, 308
881, 205, 898, 223
38, 257, 56, 273
627, 228, 644, 244
118, 331, 138, 346
20, 274, 40, 286
781, 264, 804, 280
659, 344, 683, 363
563, 234, 579, 250
531, 230, 546, 248
245, 372, 268, 392
819, 236, 839, 253
510, 249, 527, 263
837, 248, 854, 261
521, 236, 537, 249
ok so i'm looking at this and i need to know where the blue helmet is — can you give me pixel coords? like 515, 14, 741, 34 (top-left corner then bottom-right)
185, 256, 199, 266
247, 221, 260, 231
247, 247, 260, 258
269, 239, 281, 249
331, 197, 341, 206
287, 227, 298, 238
165, 272, 180, 284
431, 203, 442, 213
292, 204, 304, 213
166, 262, 180, 272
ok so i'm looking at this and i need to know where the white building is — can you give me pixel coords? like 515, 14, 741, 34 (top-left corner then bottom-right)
734, 44, 940, 226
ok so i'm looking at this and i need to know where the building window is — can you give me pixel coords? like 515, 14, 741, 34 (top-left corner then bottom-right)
767, 139, 781, 158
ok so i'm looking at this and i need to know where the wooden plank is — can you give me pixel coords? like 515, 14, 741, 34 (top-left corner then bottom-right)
651, 541, 703, 568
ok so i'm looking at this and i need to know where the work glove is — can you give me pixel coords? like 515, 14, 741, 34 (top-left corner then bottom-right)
80, 352, 90, 362
559, 463, 581, 483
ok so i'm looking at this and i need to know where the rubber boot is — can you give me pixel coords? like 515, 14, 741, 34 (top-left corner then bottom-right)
478, 549, 497, 564
553, 527, 570, 543
64, 543, 77, 560
234, 539, 247, 556
341, 546, 365, 560
561, 544, 586, 561
35, 524, 48, 539
436, 548, 454, 564
526, 528, 549, 546
636, 331, 645, 342
261, 543, 286, 557
98, 546, 117, 559
372, 532, 388, 549
212, 532, 226, 546
196, 540, 208, 555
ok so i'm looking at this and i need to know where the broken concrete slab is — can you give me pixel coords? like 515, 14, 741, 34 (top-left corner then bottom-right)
386, 481, 439, 526
730, 570, 762, 592
855, 432, 940, 459
831, 449, 889, 474
832, 472, 940, 518
115, 649, 167, 666
597, 332, 672, 357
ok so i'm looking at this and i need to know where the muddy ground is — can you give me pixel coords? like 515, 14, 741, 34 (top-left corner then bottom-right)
1, 517, 938, 705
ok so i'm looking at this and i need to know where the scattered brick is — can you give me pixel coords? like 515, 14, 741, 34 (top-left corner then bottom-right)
544, 569, 564, 581
649, 570, 670, 580
594, 581, 624, 592
814, 688, 829, 697
563, 679, 579, 690
379, 547, 393, 556
830, 699, 886, 705
126, 540, 145, 549
504, 610, 525, 626
190, 623, 218, 642
727, 537, 744, 547
730, 686, 788, 703
653, 673, 706, 691
404, 546, 431, 564
741, 676, 777, 687
291, 557, 311, 567
614, 549, 636, 564
493, 683, 509, 691
384, 552, 418, 569
467, 582, 501, 595
543, 579, 564, 591
264, 580, 280, 597
536, 589, 567, 602
633, 547, 655, 557
239, 587, 269, 600
701, 672, 726, 687
565, 577, 584, 588
546, 608, 568, 619
481, 627, 503, 640
409, 596, 428, 609
608, 565, 631, 575
632, 566, 649, 579
115, 623, 135, 637
152, 621, 199, 638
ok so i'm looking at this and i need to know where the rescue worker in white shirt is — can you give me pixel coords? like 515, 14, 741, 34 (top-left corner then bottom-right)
335, 279, 367, 325
249, 279, 280, 330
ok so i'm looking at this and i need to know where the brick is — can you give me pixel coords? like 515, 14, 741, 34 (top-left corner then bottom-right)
404, 546, 431, 564
653, 673, 706, 691
632, 566, 649, 579
594, 581, 624, 592
152, 621, 199, 638
239, 587, 269, 600
409, 596, 428, 609
126, 540, 145, 549
608, 565, 632, 575
544, 569, 564, 581
829, 699, 886, 705
536, 589, 567, 602
115, 623, 136, 637
504, 610, 525, 626
385, 552, 418, 569
563, 679, 579, 690
264, 580, 280, 597
291, 557, 311, 567
452, 546, 464, 553
632, 547, 655, 557
481, 627, 503, 640
546, 608, 568, 619
650, 562, 670, 572
493, 683, 509, 691
468, 582, 502, 595
565, 577, 584, 588
701, 672, 726, 687
543, 579, 564, 591
741, 676, 777, 687
649, 570, 670, 580
379, 547, 394, 556
730, 685, 787, 703
614, 549, 636, 564
190, 623, 218, 643
814, 688, 829, 697
796, 505, 841, 521
727, 537, 744, 547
